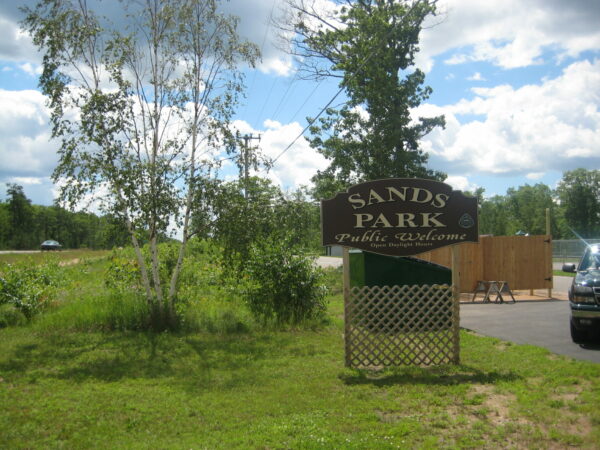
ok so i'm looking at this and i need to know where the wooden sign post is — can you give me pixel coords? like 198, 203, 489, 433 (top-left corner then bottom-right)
324, 178, 478, 368
451, 245, 461, 364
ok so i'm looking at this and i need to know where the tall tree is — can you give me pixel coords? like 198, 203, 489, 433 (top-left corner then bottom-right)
22, 0, 258, 326
0, 202, 10, 249
505, 184, 555, 235
281, 0, 445, 198
479, 195, 509, 236
6, 184, 34, 249
556, 169, 600, 238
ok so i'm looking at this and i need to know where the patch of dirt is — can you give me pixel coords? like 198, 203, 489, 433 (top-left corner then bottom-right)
495, 342, 511, 352
549, 385, 593, 437
470, 384, 526, 426
58, 258, 80, 267
376, 410, 404, 423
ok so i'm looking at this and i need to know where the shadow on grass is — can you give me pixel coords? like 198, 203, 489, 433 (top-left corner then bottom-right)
0, 329, 293, 389
339, 365, 521, 387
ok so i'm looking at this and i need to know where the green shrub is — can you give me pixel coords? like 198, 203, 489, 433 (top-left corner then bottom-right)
0, 303, 26, 328
176, 239, 256, 333
243, 237, 328, 325
104, 251, 141, 292
105, 242, 183, 293
0, 259, 64, 319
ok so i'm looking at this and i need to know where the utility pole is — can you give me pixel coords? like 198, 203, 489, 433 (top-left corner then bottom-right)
239, 133, 261, 199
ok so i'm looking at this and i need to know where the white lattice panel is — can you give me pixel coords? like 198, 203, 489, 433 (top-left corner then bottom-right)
345, 284, 459, 368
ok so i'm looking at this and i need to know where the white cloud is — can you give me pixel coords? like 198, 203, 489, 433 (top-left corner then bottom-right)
260, 119, 328, 189
444, 175, 477, 193
0, 13, 40, 64
229, 118, 328, 190
526, 172, 545, 180
419, 59, 600, 176
419, 0, 600, 71
0, 89, 59, 181
467, 72, 485, 81
258, 56, 294, 77
8, 176, 43, 185
18, 62, 41, 76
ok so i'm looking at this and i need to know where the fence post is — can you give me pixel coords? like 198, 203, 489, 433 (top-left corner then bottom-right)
451, 245, 460, 365
342, 246, 351, 367
546, 208, 552, 298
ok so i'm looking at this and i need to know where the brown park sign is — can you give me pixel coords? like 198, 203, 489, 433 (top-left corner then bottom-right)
321, 178, 478, 256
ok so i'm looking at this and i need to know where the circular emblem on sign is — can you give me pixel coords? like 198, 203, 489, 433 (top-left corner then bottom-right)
459, 213, 475, 229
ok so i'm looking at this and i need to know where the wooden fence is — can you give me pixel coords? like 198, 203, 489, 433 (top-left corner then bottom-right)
414, 235, 553, 292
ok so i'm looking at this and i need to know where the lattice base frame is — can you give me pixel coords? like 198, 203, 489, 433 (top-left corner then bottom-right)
345, 284, 459, 368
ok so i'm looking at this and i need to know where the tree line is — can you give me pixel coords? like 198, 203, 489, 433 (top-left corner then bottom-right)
0, 179, 322, 253
0, 184, 129, 250
475, 168, 600, 239
4, 167, 598, 253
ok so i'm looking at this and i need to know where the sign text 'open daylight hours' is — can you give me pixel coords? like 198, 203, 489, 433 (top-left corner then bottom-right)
321, 178, 478, 256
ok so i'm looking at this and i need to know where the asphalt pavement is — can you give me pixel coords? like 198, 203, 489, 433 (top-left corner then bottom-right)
460, 300, 600, 363
459, 275, 600, 364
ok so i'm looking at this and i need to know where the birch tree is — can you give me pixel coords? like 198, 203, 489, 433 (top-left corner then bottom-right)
22, 0, 259, 327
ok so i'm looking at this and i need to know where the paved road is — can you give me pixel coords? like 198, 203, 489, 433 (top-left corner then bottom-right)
316, 256, 343, 268
553, 275, 572, 293
461, 301, 600, 363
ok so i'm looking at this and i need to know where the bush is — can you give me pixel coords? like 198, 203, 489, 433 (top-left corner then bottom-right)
0, 304, 26, 328
243, 237, 328, 325
104, 250, 141, 292
0, 259, 64, 319
176, 239, 256, 333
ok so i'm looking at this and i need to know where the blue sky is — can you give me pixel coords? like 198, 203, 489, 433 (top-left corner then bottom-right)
1, 0, 599, 207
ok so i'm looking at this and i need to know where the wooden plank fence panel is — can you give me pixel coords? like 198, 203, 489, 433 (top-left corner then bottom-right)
416, 242, 482, 292
483, 235, 552, 290
416, 235, 551, 292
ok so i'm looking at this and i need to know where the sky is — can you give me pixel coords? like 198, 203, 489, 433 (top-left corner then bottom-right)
0, 0, 599, 207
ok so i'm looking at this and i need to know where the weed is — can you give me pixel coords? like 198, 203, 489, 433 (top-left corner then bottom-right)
0, 258, 64, 318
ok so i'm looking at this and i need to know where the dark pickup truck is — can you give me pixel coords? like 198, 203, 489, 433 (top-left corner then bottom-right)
563, 245, 600, 343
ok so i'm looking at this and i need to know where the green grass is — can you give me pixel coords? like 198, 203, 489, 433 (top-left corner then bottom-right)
554, 270, 576, 277
1, 264, 599, 448
2, 316, 599, 448
0, 249, 110, 265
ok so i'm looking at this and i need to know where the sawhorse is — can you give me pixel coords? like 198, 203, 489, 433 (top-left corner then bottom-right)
472, 280, 516, 303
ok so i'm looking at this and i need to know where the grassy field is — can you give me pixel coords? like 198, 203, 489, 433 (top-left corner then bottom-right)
1, 259, 599, 448
0, 249, 110, 265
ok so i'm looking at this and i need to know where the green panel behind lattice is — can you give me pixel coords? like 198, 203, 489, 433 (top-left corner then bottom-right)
349, 250, 451, 288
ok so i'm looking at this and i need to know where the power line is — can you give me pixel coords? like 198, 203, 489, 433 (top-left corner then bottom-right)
240, 0, 278, 122
270, 85, 345, 165
271, 71, 299, 119
287, 78, 324, 124
267, 0, 423, 168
